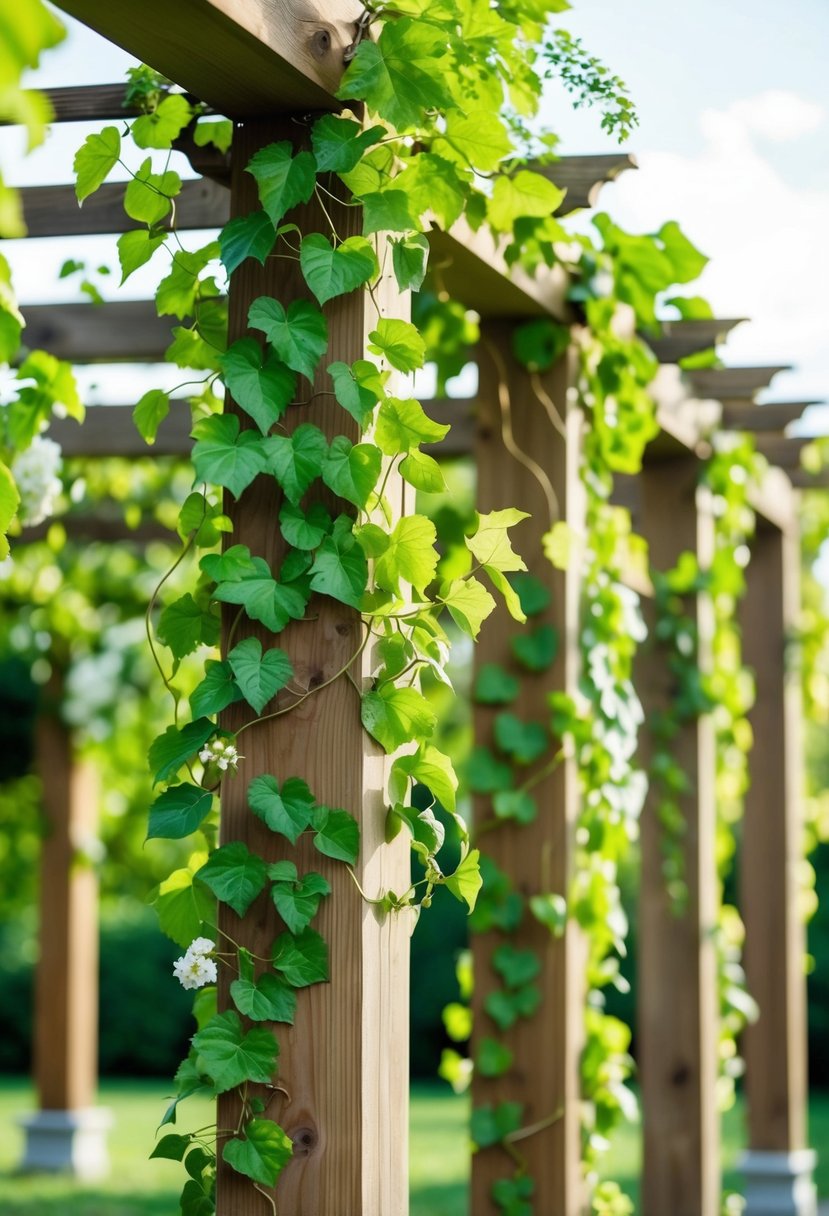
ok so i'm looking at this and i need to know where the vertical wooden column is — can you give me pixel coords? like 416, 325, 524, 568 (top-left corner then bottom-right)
216, 119, 410, 1216
740, 516, 816, 1213
637, 456, 719, 1216
34, 675, 100, 1113
470, 327, 585, 1216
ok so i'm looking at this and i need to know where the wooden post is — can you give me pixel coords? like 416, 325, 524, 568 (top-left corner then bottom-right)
216, 119, 410, 1216
21, 672, 110, 1177
470, 327, 586, 1215
637, 456, 719, 1216
740, 516, 816, 1215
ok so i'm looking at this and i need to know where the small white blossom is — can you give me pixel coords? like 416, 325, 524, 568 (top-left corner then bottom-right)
188, 937, 216, 958
11, 436, 63, 526
173, 937, 218, 990
199, 736, 240, 773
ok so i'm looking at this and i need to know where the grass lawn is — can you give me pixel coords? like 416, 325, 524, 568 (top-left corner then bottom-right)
0, 1077, 827, 1214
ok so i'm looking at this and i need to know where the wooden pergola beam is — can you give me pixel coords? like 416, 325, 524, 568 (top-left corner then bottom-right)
687, 366, 790, 400
646, 318, 745, 365
18, 515, 171, 545
752, 436, 813, 470
21, 300, 174, 363
536, 153, 637, 214
19, 179, 228, 238
721, 401, 821, 433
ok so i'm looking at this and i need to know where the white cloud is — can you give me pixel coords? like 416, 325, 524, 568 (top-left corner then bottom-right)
720, 90, 825, 144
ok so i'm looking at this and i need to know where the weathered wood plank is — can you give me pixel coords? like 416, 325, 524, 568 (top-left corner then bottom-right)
646, 318, 745, 365
47, 403, 193, 459
637, 456, 719, 1216
216, 116, 409, 1215
470, 329, 585, 1215
535, 153, 637, 214
787, 468, 829, 489
687, 366, 790, 400
20, 300, 174, 362
54, 0, 363, 117
752, 435, 813, 469
19, 178, 228, 238
721, 401, 819, 432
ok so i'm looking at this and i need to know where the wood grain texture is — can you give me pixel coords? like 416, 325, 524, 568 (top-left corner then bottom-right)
54, 0, 363, 116
536, 152, 637, 215
46, 403, 193, 458
34, 677, 100, 1111
637, 457, 719, 1216
215, 116, 410, 1216
741, 519, 809, 1153
20, 300, 174, 363
19, 178, 228, 238
470, 329, 586, 1215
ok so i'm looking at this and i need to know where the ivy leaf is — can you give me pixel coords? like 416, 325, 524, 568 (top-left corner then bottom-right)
228, 637, 293, 715
124, 157, 181, 224
311, 806, 360, 865
131, 94, 193, 149
300, 234, 378, 306
147, 784, 214, 840
310, 115, 385, 172
230, 972, 297, 1024
153, 852, 216, 947
213, 559, 307, 633
278, 501, 332, 550
439, 577, 495, 640
117, 229, 166, 284
483, 566, 527, 624
361, 684, 436, 754
156, 243, 220, 319
442, 109, 511, 173
375, 515, 437, 595
390, 233, 430, 292
511, 624, 558, 672
367, 318, 425, 372
219, 211, 276, 276
309, 523, 368, 609
477, 1037, 514, 1078
179, 1178, 214, 1216
484, 984, 540, 1031
220, 339, 296, 435
362, 190, 416, 235
201, 544, 256, 584
337, 19, 453, 131
271, 928, 329, 988
467, 746, 512, 794
246, 141, 316, 227
192, 414, 267, 499
271, 869, 331, 934
157, 593, 220, 660
133, 388, 170, 443
512, 320, 570, 373
444, 849, 483, 912
191, 660, 244, 718
470, 1101, 523, 1148
399, 449, 444, 493
248, 775, 315, 844
488, 170, 564, 232
150, 1132, 193, 1161
328, 360, 379, 428
263, 423, 327, 504
197, 843, 268, 917
492, 944, 542, 989
74, 126, 120, 202
149, 719, 215, 785
467, 509, 529, 573
375, 397, 449, 457
494, 713, 548, 765
510, 573, 551, 617
529, 892, 567, 937
322, 436, 381, 508
474, 663, 520, 705
389, 744, 458, 812
249, 296, 328, 381
493, 789, 538, 825
223, 1118, 293, 1187
192, 1010, 278, 1093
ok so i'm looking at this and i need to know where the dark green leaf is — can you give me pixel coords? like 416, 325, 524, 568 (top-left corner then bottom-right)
322, 436, 381, 508
150, 1133, 192, 1161
278, 501, 331, 550
192, 1010, 278, 1092
213, 558, 307, 633
220, 338, 296, 434
228, 637, 293, 715
492, 944, 542, 989
477, 1037, 513, 1078
309, 525, 368, 609
157, 594, 220, 660
474, 663, 520, 705
467, 746, 512, 794
219, 211, 276, 276
223, 1118, 293, 1187
271, 869, 330, 934
492, 789, 537, 824
511, 624, 558, 672
230, 972, 297, 1024
147, 784, 214, 840
328, 359, 379, 427
149, 719, 215, 785
197, 842, 268, 917
390, 233, 429, 291
469, 1100, 523, 1148
248, 775, 315, 844
263, 422, 327, 503
246, 141, 316, 226
190, 660, 244, 717
192, 414, 267, 499
509, 573, 551, 617
362, 190, 416, 235
310, 114, 385, 172
494, 713, 548, 765
311, 806, 360, 865
300, 234, 377, 306
271, 928, 329, 988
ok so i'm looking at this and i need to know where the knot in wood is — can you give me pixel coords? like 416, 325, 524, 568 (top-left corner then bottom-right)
309, 27, 332, 60
671, 1063, 690, 1087
291, 1125, 319, 1156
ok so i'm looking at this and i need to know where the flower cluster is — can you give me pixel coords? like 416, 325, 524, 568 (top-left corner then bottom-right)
11, 435, 63, 526
173, 936, 217, 990
199, 736, 239, 773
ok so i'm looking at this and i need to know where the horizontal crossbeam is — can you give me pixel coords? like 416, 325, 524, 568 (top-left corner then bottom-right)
687, 365, 790, 399
20, 179, 228, 238
721, 401, 820, 432
646, 318, 745, 364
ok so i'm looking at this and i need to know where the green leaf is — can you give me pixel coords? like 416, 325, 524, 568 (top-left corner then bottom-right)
467, 509, 529, 573
197, 843, 268, 917
131, 94, 193, 149
361, 684, 436, 754
511, 623, 558, 672
230, 972, 297, 1024
488, 170, 564, 231
276, 503, 330, 553
477, 1037, 514, 1078
271, 928, 329, 987
149, 719, 215, 785
220, 338, 296, 435
156, 243, 220, 319
389, 744, 458, 812
219, 211, 276, 276
271, 869, 330, 934
470, 1101, 523, 1148
150, 1133, 192, 1161
474, 663, 520, 705
300, 234, 377, 306
223, 1118, 293, 1187
201, 544, 256, 584
484, 984, 540, 1030
309, 523, 368, 608
227, 637, 293, 715
337, 19, 453, 130
444, 849, 482, 912
192, 414, 267, 499
510, 573, 551, 617
74, 126, 120, 202
442, 109, 511, 173
179, 1178, 214, 1216
148, 784, 214, 840
512, 319, 570, 372
375, 515, 437, 594
190, 660, 243, 718
124, 157, 180, 224
133, 388, 170, 443
362, 190, 416, 235
193, 1010, 277, 1093
390, 233, 430, 292
492, 944, 541, 989
439, 577, 495, 639
249, 297, 328, 381
399, 448, 445, 494
368, 318, 425, 372
157, 593, 220, 661
328, 360, 379, 428
246, 141, 316, 227
493, 789, 537, 825
659, 219, 708, 283
263, 422, 327, 504
312, 806, 360, 865
214, 559, 307, 633
375, 397, 449, 456
467, 746, 512, 794
494, 713, 548, 765
529, 892, 567, 937
193, 118, 233, 153
117, 229, 166, 284
322, 436, 381, 508
152, 852, 215, 947
248, 775, 315, 844
310, 115, 385, 172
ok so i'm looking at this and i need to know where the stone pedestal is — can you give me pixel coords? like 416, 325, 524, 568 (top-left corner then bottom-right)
20, 1107, 112, 1178
741, 1149, 818, 1216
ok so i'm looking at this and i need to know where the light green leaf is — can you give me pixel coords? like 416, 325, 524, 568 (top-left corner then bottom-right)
219, 211, 276, 276
74, 126, 120, 202
131, 94, 194, 149
362, 190, 416, 235
197, 843, 268, 917
271, 928, 329, 987
542, 521, 577, 570
124, 157, 181, 224
311, 806, 360, 865
156, 243, 220, 319
246, 141, 316, 227
0, 462, 18, 557
249, 296, 328, 381
483, 565, 527, 623
466, 509, 529, 573
494, 712, 548, 765
368, 318, 425, 372
389, 743, 458, 812
300, 234, 377, 306
375, 514, 438, 594
192, 1010, 277, 1092
223, 1119, 293, 1187
361, 684, 436, 753
444, 849, 483, 912
190, 660, 243, 718
248, 775, 316, 843
193, 119, 233, 153
529, 892, 567, 937
271, 869, 331, 933
133, 387, 170, 442
322, 436, 381, 508
230, 972, 297, 1023
117, 229, 166, 284
157, 593, 220, 660
192, 414, 267, 499
220, 338, 296, 435
390, 233, 429, 292
493, 789, 538, 824
228, 636, 293, 715
278, 500, 331, 550
213, 559, 307, 633
336, 19, 453, 130
201, 544, 256, 583
153, 852, 215, 947
442, 109, 511, 173
310, 114, 385, 172
147, 784, 214, 840
149, 718, 215, 785
474, 663, 520, 705
399, 449, 445, 493
439, 577, 495, 639
488, 170, 564, 232
512, 319, 570, 373
375, 397, 449, 456
328, 359, 379, 428
263, 423, 327, 504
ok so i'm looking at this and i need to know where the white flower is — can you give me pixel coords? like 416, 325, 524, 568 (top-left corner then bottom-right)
199, 736, 240, 773
173, 953, 217, 990
11, 436, 63, 526
188, 937, 216, 958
